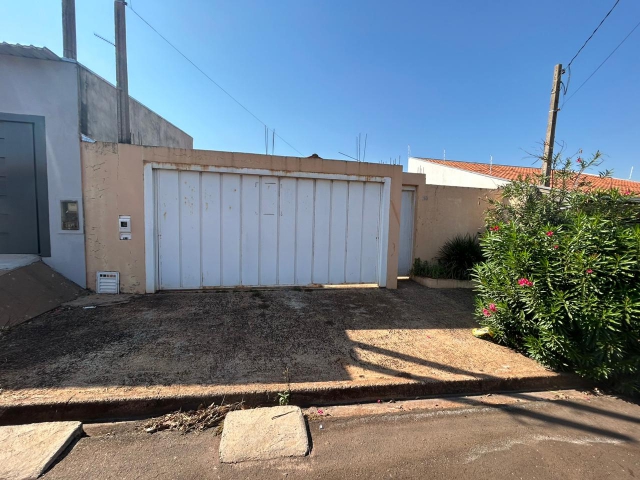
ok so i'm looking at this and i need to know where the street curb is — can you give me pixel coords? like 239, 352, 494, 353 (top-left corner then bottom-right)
0, 374, 586, 425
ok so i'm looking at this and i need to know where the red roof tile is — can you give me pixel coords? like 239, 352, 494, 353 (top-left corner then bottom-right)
420, 159, 640, 193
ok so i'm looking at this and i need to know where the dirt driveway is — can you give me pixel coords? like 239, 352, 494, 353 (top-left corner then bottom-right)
0, 281, 570, 416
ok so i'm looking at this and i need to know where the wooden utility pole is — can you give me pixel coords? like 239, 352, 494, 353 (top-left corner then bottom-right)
62, 0, 77, 60
541, 64, 562, 186
115, 0, 131, 144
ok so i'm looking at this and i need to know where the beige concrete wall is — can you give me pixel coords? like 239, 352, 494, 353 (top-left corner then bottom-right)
412, 184, 496, 263
82, 143, 146, 292
82, 142, 404, 293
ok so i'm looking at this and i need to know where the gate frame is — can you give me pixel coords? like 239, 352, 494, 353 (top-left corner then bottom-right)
143, 162, 391, 293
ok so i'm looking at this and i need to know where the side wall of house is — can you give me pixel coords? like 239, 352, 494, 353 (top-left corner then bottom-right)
82, 143, 403, 293
79, 66, 193, 149
413, 185, 496, 263
0, 54, 87, 286
408, 157, 509, 189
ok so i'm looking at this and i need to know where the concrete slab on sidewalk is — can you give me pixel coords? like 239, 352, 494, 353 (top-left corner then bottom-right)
219, 406, 308, 463
0, 421, 82, 480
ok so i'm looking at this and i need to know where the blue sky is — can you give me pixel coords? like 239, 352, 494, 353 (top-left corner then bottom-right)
2, 1, 639, 177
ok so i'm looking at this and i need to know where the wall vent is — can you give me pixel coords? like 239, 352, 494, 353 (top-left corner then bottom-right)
96, 271, 120, 294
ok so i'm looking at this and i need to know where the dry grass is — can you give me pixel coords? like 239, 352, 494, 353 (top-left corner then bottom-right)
141, 401, 244, 435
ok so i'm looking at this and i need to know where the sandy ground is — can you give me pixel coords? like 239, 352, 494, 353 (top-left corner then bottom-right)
0, 281, 562, 408
42, 392, 640, 480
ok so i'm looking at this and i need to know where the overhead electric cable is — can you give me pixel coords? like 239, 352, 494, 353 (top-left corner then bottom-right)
127, 6, 304, 156
563, 18, 640, 107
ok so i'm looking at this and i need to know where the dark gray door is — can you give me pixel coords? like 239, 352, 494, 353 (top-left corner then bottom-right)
0, 120, 40, 254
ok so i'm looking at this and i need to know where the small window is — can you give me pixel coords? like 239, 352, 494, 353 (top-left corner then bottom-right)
61, 200, 79, 231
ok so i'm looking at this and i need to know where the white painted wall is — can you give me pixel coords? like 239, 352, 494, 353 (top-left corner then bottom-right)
0, 55, 86, 287
408, 157, 509, 189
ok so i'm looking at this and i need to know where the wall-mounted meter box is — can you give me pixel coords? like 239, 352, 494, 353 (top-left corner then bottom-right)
119, 215, 131, 240
119, 215, 131, 232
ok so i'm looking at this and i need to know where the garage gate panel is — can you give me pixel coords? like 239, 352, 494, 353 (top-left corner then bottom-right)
156, 170, 383, 289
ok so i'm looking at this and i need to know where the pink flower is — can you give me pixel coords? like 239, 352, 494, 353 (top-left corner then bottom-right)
483, 308, 491, 317
546, 231, 554, 237
553, 245, 559, 250
518, 278, 533, 287
624, 190, 632, 196
377, 399, 381, 403
489, 303, 497, 312
317, 409, 324, 415
586, 269, 593, 274
577, 157, 583, 164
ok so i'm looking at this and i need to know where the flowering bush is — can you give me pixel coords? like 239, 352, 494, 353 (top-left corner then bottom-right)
473, 152, 640, 395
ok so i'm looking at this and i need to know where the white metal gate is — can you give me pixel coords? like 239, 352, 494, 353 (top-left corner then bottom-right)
154, 170, 385, 289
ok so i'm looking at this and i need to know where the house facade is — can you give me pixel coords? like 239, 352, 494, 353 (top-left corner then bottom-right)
0, 43, 192, 287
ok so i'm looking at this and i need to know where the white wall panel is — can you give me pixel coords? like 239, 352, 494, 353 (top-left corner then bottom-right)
157, 170, 180, 289
201, 173, 222, 286
278, 178, 296, 285
241, 175, 260, 286
329, 181, 348, 284
361, 183, 382, 282
260, 177, 278, 285
312, 179, 331, 284
221, 174, 241, 286
295, 179, 314, 285
179, 171, 201, 288
345, 182, 365, 283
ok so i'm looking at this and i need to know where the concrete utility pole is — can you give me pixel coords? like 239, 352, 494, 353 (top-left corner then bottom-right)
62, 0, 77, 60
541, 64, 563, 187
115, 0, 131, 144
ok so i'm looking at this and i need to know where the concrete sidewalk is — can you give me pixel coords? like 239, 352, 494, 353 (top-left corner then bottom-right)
0, 281, 580, 424
42, 392, 640, 479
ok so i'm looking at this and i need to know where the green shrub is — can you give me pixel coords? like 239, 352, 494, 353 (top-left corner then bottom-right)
437, 234, 484, 280
410, 258, 449, 279
411, 235, 483, 280
473, 152, 640, 395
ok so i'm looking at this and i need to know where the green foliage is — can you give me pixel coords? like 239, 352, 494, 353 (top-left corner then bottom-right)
410, 258, 449, 279
437, 234, 484, 280
277, 367, 291, 406
277, 390, 290, 406
411, 235, 483, 280
473, 151, 640, 395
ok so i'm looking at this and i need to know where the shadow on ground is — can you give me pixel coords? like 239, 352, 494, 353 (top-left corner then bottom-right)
0, 281, 555, 390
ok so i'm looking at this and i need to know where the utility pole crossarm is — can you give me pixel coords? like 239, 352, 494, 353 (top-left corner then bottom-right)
541, 63, 562, 187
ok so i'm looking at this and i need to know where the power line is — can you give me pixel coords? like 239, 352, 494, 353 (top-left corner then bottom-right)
567, 0, 620, 69
127, 6, 305, 157
562, 18, 640, 108
564, 0, 620, 98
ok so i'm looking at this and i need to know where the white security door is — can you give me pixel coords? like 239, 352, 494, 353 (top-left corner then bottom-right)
155, 170, 384, 289
398, 188, 415, 276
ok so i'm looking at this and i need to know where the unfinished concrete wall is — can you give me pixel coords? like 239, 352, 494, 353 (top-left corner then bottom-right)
413, 185, 496, 263
82, 143, 404, 293
79, 66, 193, 149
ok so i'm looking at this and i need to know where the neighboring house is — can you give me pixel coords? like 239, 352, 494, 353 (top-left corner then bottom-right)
408, 157, 640, 193
0, 43, 192, 287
